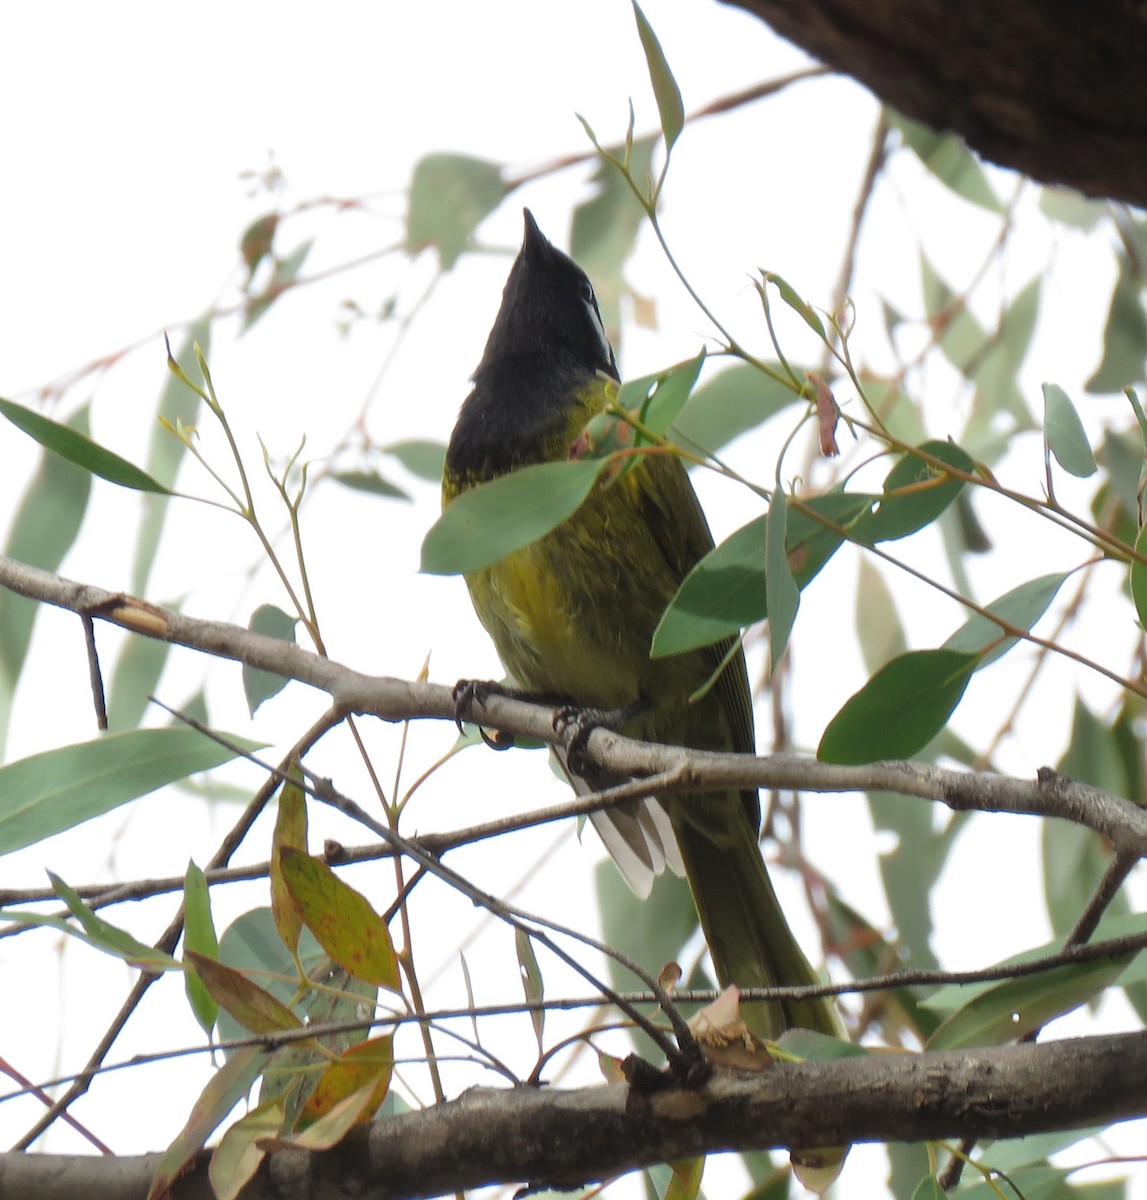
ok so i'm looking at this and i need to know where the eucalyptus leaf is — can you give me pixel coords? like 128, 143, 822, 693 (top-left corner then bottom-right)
0, 727, 261, 856
423, 458, 606, 575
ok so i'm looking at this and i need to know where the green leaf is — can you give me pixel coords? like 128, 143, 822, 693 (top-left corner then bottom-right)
1038, 186, 1108, 231
184, 860, 220, 1036
855, 559, 907, 673
909, 1175, 947, 1200
889, 110, 1002, 213
149, 1046, 270, 1200
1043, 383, 1097, 477
631, 2, 684, 153
106, 626, 174, 733
1044, 699, 1133, 935
671, 361, 802, 455
186, 950, 304, 1034
0, 396, 171, 493
279, 848, 401, 991
515, 928, 545, 1050
596, 860, 698, 1060
131, 317, 212, 595
243, 604, 299, 716
243, 239, 313, 331
383, 439, 446, 482
1086, 259, 1147, 394
651, 493, 874, 657
271, 768, 308, 954
764, 272, 826, 340
952, 1167, 1067, 1200
926, 956, 1131, 1049
209, 1095, 284, 1200
765, 488, 798, 669
0, 727, 261, 856
405, 154, 507, 269
49, 872, 179, 969
980, 1126, 1106, 1173
943, 572, 1068, 668
330, 470, 410, 501
854, 439, 973, 543
818, 649, 979, 764
215, 909, 326, 1053
423, 458, 606, 575
775, 1028, 867, 1061
638, 353, 705, 439
1131, 523, 1147, 633
0, 404, 92, 745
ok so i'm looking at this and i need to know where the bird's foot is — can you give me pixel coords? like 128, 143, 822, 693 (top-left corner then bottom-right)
452, 679, 516, 750
553, 698, 649, 776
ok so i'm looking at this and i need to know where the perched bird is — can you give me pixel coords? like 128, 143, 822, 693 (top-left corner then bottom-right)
443, 209, 840, 1041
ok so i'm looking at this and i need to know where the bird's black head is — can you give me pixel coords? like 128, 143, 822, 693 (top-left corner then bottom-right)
475, 209, 618, 385
446, 210, 619, 480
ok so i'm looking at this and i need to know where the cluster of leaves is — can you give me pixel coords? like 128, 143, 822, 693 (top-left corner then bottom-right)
3, 4, 1147, 1199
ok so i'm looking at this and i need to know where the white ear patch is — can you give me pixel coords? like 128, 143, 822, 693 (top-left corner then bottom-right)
579, 278, 616, 369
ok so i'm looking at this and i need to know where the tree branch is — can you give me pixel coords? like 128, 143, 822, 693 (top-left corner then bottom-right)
725, 0, 1147, 206
3, 1030, 1146, 1199
3, 554, 1146, 859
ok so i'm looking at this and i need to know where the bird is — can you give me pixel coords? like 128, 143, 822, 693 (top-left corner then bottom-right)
442, 208, 841, 1043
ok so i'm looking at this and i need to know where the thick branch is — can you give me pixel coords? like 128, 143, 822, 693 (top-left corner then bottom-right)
3, 555, 1147, 859
725, 0, 1147, 206
3, 1031, 1146, 1200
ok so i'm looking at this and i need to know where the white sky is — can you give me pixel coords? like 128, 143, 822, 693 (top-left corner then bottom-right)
1, 2, 1143, 1196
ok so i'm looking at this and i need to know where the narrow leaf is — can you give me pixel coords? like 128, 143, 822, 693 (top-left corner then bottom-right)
279, 848, 400, 991
383, 438, 447, 482
1043, 382, 1097, 477
943, 573, 1068, 668
0, 727, 261, 855
1087, 258, 1147, 394
516, 928, 545, 1050
330, 470, 410, 500
818, 649, 979, 764
0, 405, 92, 746
765, 272, 826, 339
1133, 523, 1147, 633
889, 111, 1002, 213
422, 458, 605, 575
271, 767, 308, 953
0, 397, 171, 493
639, 353, 705, 438
208, 1096, 285, 1200
926, 956, 1130, 1050
243, 603, 298, 716
671, 361, 803, 454
49, 872, 178, 969
147, 1046, 269, 1200
765, 488, 798, 669
185, 950, 304, 1035
632, 2, 685, 152
184, 861, 220, 1035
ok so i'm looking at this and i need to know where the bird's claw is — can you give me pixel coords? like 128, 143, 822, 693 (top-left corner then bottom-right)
453, 679, 515, 750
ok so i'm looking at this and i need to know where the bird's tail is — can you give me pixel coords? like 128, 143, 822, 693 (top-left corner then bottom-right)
671, 790, 843, 1041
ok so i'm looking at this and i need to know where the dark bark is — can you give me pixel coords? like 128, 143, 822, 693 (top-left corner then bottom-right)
725, 0, 1147, 206
3, 1031, 1146, 1200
